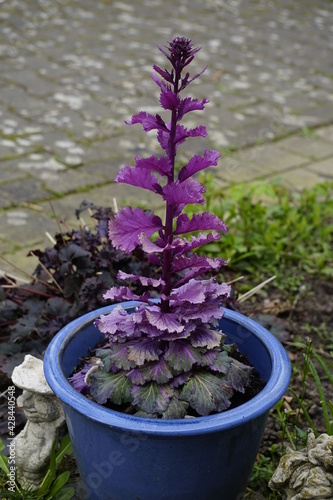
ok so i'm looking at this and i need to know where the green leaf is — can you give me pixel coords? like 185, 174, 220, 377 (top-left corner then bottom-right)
164, 341, 202, 372
55, 434, 73, 466
132, 382, 173, 414
0, 439, 5, 454
180, 370, 233, 415
109, 344, 135, 370
0, 455, 8, 475
49, 471, 71, 497
0, 491, 17, 499
95, 347, 112, 371
210, 350, 232, 374
90, 370, 132, 405
37, 441, 57, 495
134, 410, 159, 418
227, 359, 252, 392
162, 395, 188, 419
304, 354, 332, 435
127, 339, 162, 366
53, 487, 75, 500
0, 439, 9, 475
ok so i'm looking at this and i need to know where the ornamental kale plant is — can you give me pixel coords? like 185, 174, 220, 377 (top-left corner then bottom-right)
70, 37, 253, 418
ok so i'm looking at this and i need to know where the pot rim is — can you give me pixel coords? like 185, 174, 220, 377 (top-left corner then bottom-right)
44, 303, 291, 436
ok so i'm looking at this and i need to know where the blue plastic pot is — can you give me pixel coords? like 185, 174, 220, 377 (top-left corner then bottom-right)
44, 303, 291, 500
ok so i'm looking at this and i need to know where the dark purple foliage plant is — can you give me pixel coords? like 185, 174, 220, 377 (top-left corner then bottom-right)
70, 37, 253, 418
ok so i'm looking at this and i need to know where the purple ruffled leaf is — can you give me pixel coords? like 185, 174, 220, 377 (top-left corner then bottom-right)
108, 207, 163, 252
162, 178, 205, 206
190, 325, 222, 348
139, 233, 166, 254
157, 44, 172, 61
205, 280, 231, 297
103, 286, 149, 303
160, 90, 179, 111
126, 368, 146, 385
135, 155, 172, 177
178, 97, 209, 121
152, 64, 174, 84
180, 65, 207, 91
109, 344, 135, 370
198, 351, 218, 367
117, 270, 165, 288
151, 71, 169, 91
173, 232, 221, 255
178, 300, 225, 324
174, 268, 212, 286
145, 306, 184, 333
171, 281, 230, 316
159, 321, 195, 341
68, 365, 92, 395
127, 338, 162, 366
164, 341, 202, 372
180, 370, 233, 415
172, 254, 224, 273
169, 279, 206, 304
131, 382, 173, 414
140, 358, 173, 384
169, 372, 191, 388
96, 305, 135, 337
139, 322, 168, 339
175, 213, 227, 235
157, 128, 171, 154
175, 124, 207, 147
115, 165, 162, 194
125, 111, 166, 133
178, 150, 221, 182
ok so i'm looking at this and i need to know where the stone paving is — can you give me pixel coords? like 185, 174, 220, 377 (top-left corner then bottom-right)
0, 0, 333, 275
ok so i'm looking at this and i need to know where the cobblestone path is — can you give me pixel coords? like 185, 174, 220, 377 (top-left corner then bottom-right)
0, 0, 333, 272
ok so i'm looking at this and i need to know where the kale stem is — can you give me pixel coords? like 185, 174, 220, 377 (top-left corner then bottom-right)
161, 64, 180, 312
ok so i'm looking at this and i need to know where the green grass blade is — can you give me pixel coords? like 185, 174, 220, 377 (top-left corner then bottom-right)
0, 439, 9, 475
289, 387, 317, 437
304, 353, 331, 435
313, 352, 333, 385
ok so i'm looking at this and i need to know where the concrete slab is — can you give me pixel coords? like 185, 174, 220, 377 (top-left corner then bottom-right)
236, 143, 307, 172
278, 135, 333, 160
0, 178, 50, 208
217, 156, 267, 183
307, 158, 333, 179
316, 125, 333, 142
269, 168, 325, 190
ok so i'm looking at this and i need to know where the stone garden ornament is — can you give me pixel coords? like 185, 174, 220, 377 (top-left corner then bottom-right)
11, 354, 66, 491
269, 432, 333, 499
